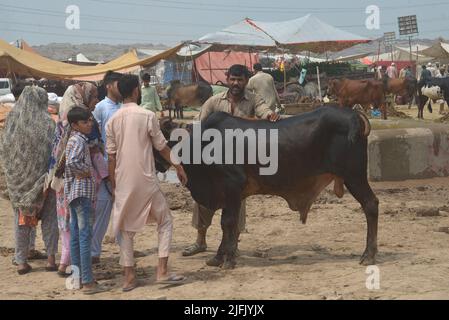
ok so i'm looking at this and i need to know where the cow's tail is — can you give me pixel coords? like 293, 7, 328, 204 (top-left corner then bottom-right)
347, 110, 371, 143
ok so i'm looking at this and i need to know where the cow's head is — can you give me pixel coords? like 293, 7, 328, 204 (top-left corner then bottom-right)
154, 117, 190, 173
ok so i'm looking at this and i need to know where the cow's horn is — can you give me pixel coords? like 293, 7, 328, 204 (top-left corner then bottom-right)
357, 111, 371, 137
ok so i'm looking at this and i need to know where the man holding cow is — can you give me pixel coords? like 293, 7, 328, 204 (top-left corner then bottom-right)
182, 64, 280, 259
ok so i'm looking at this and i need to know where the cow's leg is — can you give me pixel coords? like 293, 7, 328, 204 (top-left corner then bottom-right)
381, 103, 387, 120
207, 197, 241, 269
428, 100, 433, 114
206, 202, 240, 269
344, 179, 379, 265
220, 199, 241, 269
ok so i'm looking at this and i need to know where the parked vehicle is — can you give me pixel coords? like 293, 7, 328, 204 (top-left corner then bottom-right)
0, 78, 12, 96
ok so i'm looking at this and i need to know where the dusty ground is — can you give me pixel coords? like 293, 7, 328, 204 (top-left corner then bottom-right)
1, 105, 449, 300
1, 175, 449, 300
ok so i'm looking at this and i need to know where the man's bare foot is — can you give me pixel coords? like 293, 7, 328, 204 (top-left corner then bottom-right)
45, 255, 57, 271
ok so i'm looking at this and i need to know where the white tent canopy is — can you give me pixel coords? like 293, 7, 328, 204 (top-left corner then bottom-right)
197, 14, 370, 53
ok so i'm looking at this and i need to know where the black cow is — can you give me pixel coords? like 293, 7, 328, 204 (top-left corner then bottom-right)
155, 106, 379, 269
417, 77, 449, 119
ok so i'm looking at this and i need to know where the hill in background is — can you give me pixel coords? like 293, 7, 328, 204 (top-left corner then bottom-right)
32, 42, 168, 62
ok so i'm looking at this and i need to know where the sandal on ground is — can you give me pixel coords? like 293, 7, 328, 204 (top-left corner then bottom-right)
17, 264, 32, 275
57, 270, 72, 278
46, 265, 58, 272
182, 243, 207, 256
156, 274, 186, 285
82, 283, 106, 295
122, 280, 141, 292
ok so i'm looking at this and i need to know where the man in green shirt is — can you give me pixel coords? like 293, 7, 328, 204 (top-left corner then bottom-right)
140, 73, 164, 117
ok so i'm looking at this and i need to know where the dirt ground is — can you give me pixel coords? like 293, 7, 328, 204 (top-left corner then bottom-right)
1, 105, 449, 300
2, 175, 449, 300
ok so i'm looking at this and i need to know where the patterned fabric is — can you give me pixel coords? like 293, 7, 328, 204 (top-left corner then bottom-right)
14, 190, 58, 264
0, 86, 55, 214
64, 131, 96, 204
58, 82, 97, 121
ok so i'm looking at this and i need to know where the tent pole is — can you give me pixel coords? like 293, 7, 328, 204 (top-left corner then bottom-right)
249, 48, 253, 71
189, 44, 199, 84
180, 51, 188, 83
377, 40, 381, 62
317, 66, 322, 102
283, 49, 286, 94
409, 36, 412, 64
208, 51, 213, 84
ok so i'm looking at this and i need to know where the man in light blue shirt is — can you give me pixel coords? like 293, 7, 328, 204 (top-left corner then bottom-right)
91, 70, 122, 263
93, 71, 123, 155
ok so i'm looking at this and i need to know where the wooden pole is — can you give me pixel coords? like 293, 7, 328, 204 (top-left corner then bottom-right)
283, 49, 286, 94
249, 48, 253, 71
208, 51, 213, 84
377, 40, 381, 62
409, 36, 412, 64
317, 66, 322, 102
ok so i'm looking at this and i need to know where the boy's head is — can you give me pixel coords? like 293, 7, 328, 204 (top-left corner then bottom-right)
118, 74, 141, 103
103, 70, 123, 101
67, 107, 93, 135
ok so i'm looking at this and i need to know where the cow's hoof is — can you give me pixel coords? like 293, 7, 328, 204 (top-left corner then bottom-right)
206, 256, 223, 267
222, 259, 236, 270
359, 251, 376, 266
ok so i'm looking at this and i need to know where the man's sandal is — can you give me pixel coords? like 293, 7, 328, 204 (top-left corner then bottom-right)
182, 243, 207, 256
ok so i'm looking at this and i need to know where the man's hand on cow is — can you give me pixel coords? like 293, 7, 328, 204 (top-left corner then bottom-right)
175, 164, 188, 186
267, 112, 280, 122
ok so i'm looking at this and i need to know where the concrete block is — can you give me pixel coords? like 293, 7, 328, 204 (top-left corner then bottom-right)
368, 127, 449, 181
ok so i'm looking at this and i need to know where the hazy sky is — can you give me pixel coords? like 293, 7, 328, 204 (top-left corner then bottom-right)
1, 0, 448, 46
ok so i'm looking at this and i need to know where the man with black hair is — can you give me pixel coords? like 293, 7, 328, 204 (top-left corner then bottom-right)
247, 63, 281, 111
106, 74, 188, 291
140, 73, 164, 116
183, 64, 279, 258
90, 70, 122, 264
93, 70, 122, 150
419, 65, 432, 86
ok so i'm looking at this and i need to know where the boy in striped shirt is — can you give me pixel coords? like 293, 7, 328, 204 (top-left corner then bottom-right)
65, 107, 103, 295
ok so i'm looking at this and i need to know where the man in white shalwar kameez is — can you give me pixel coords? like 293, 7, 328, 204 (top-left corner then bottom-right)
106, 74, 187, 292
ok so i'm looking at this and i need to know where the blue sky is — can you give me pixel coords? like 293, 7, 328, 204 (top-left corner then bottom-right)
1, 0, 448, 45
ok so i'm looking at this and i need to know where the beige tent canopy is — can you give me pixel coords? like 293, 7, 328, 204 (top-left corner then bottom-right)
417, 41, 449, 62
0, 38, 184, 80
